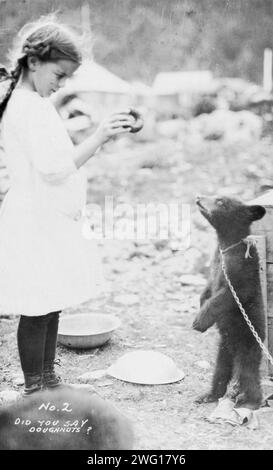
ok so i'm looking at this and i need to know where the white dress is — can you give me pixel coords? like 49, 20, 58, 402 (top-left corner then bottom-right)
0, 88, 107, 316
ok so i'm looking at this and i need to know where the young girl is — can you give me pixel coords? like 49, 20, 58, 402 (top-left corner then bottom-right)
0, 17, 135, 396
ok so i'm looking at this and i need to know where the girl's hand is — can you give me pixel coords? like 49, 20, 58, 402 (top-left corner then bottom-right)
93, 109, 136, 145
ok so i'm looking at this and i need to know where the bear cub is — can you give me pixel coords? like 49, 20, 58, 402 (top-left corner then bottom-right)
193, 195, 266, 409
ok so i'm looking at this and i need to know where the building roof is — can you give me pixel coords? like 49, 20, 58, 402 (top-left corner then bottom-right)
65, 59, 133, 94
130, 81, 154, 96
152, 70, 215, 95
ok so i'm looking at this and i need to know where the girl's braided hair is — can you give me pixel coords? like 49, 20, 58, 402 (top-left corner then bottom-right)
0, 14, 89, 120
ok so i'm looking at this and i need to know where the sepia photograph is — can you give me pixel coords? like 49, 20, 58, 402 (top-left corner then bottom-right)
0, 0, 273, 457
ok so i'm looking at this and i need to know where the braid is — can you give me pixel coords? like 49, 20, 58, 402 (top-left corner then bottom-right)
0, 60, 24, 121
0, 18, 84, 121
22, 40, 52, 60
10, 61, 24, 86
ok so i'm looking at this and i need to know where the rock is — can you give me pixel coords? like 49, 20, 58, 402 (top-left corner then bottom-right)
0, 387, 134, 449
128, 245, 156, 259
152, 293, 165, 301
0, 390, 20, 406
0, 176, 10, 195
195, 360, 211, 370
134, 239, 152, 247
136, 168, 156, 178
97, 380, 114, 387
101, 240, 125, 261
67, 383, 97, 393
0, 168, 8, 179
162, 249, 204, 277
153, 239, 169, 251
111, 261, 128, 274
261, 378, 273, 388
165, 292, 185, 301
256, 408, 273, 426
191, 109, 262, 143
12, 375, 24, 386
179, 274, 206, 287
126, 390, 145, 401
156, 119, 186, 139
162, 254, 190, 276
113, 294, 139, 306
77, 370, 106, 382
78, 350, 100, 358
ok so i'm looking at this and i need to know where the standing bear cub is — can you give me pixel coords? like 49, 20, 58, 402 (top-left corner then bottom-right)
193, 195, 266, 409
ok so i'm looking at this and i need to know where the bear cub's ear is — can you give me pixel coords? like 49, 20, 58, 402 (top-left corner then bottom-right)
248, 205, 266, 221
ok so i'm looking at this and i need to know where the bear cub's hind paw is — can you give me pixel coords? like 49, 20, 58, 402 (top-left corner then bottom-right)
234, 392, 262, 410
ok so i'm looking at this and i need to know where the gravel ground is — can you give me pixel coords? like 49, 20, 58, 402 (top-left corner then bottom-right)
1, 134, 273, 449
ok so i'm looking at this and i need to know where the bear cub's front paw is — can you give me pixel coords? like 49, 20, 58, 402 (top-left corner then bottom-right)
192, 316, 208, 332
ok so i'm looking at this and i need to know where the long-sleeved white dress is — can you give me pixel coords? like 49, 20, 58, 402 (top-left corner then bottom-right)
0, 88, 107, 316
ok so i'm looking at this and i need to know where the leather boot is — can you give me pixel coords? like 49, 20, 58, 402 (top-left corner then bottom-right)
43, 359, 63, 388
22, 373, 43, 396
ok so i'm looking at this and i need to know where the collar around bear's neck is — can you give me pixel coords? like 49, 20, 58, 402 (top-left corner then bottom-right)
220, 238, 257, 259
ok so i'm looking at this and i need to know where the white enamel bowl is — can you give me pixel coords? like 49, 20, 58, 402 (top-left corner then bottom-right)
58, 313, 121, 349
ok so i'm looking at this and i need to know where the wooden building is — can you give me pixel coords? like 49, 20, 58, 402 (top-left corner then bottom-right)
251, 191, 273, 376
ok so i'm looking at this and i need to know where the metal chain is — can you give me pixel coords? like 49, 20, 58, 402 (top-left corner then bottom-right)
220, 253, 273, 366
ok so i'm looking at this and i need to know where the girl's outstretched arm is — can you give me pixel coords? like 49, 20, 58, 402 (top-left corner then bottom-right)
73, 110, 135, 169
